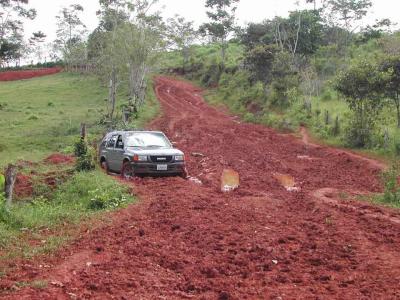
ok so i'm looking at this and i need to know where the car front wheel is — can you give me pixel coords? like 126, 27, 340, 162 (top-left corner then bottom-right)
101, 160, 110, 175
121, 161, 135, 179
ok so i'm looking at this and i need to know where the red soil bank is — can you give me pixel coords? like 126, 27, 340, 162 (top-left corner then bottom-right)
0, 67, 62, 81
13, 174, 33, 198
3, 77, 400, 299
44, 153, 75, 165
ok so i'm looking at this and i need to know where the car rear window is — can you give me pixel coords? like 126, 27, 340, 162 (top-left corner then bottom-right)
126, 132, 171, 148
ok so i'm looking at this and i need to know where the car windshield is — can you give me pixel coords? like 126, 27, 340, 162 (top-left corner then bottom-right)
126, 132, 172, 148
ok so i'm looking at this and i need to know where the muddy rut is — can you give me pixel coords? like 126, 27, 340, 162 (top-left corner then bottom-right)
2, 77, 400, 299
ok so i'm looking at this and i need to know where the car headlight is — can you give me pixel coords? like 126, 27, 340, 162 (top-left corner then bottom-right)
133, 155, 147, 162
174, 155, 184, 161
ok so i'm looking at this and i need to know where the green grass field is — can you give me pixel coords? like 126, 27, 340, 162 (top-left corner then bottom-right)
0, 72, 160, 259
0, 73, 107, 166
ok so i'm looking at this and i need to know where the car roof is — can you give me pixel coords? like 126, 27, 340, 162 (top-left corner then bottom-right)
107, 130, 165, 136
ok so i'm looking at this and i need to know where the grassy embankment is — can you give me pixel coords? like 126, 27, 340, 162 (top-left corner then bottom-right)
0, 72, 159, 261
162, 41, 400, 208
162, 41, 400, 159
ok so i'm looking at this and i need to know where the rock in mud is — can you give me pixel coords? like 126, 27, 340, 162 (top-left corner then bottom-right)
188, 177, 202, 185
191, 152, 205, 157
273, 173, 300, 192
221, 169, 240, 192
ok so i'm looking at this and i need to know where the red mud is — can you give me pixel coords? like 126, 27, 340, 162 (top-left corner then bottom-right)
2, 77, 400, 299
13, 174, 33, 198
44, 154, 75, 165
0, 68, 62, 81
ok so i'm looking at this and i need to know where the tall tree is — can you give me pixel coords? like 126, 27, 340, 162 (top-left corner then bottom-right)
199, 0, 240, 65
167, 15, 197, 71
55, 4, 86, 69
379, 56, 400, 128
0, 0, 36, 66
335, 59, 386, 147
92, 0, 165, 122
324, 0, 372, 49
29, 31, 46, 63
275, 10, 324, 58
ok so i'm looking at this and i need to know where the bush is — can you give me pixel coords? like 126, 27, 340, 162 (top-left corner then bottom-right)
320, 89, 334, 101
88, 189, 128, 210
243, 112, 256, 123
76, 146, 96, 172
201, 59, 224, 87
381, 165, 400, 204
0, 194, 22, 229
343, 119, 373, 148
74, 138, 87, 157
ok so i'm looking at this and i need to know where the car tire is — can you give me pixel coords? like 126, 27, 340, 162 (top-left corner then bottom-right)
121, 161, 135, 180
180, 167, 189, 179
101, 160, 110, 175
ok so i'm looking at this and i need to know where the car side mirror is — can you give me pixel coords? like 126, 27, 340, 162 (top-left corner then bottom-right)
171, 141, 177, 146
117, 141, 124, 148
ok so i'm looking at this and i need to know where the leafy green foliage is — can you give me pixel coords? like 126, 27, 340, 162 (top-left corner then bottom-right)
0, 170, 134, 248
244, 44, 278, 83
74, 138, 87, 157
381, 165, 400, 204
199, 0, 239, 64
378, 55, 400, 127
88, 188, 128, 210
54, 4, 87, 68
335, 59, 387, 147
0, 173, 4, 191
167, 15, 197, 70
75, 139, 96, 172
0, 0, 37, 66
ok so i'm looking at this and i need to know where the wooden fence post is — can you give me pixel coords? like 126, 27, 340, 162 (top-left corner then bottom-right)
5, 164, 17, 206
80, 123, 86, 140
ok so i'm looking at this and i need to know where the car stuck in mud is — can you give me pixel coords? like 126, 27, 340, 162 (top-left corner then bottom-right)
99, 130, 187, 178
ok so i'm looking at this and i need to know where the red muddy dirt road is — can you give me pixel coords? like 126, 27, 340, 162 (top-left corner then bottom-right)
2, 77, 400, 299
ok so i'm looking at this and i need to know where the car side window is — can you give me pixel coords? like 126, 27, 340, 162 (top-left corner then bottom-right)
116, 135, 124, 149
106, 135, 118, 148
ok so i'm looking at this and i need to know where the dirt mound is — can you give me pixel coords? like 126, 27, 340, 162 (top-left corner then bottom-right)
0, 67, 62, 81
3, 77, 400, 299
44, 153, 75, 165
14, 174, 33, 198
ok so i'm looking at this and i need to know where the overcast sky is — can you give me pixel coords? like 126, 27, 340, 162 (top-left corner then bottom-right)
25, 0, 400, 43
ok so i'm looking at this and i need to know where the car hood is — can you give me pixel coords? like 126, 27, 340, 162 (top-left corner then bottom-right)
126, 147, 184, 156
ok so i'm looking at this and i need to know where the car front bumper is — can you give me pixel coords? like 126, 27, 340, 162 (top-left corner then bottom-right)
131, 161, 186, 175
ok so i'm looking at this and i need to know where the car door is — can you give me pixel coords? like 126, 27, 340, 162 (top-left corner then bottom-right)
106, 135, 118, 171
113, 134, 125, 172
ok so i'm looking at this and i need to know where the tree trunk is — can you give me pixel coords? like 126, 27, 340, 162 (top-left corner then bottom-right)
5, 164, 17, 206
108, 68, 117, 121
396, 97, 400, 129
